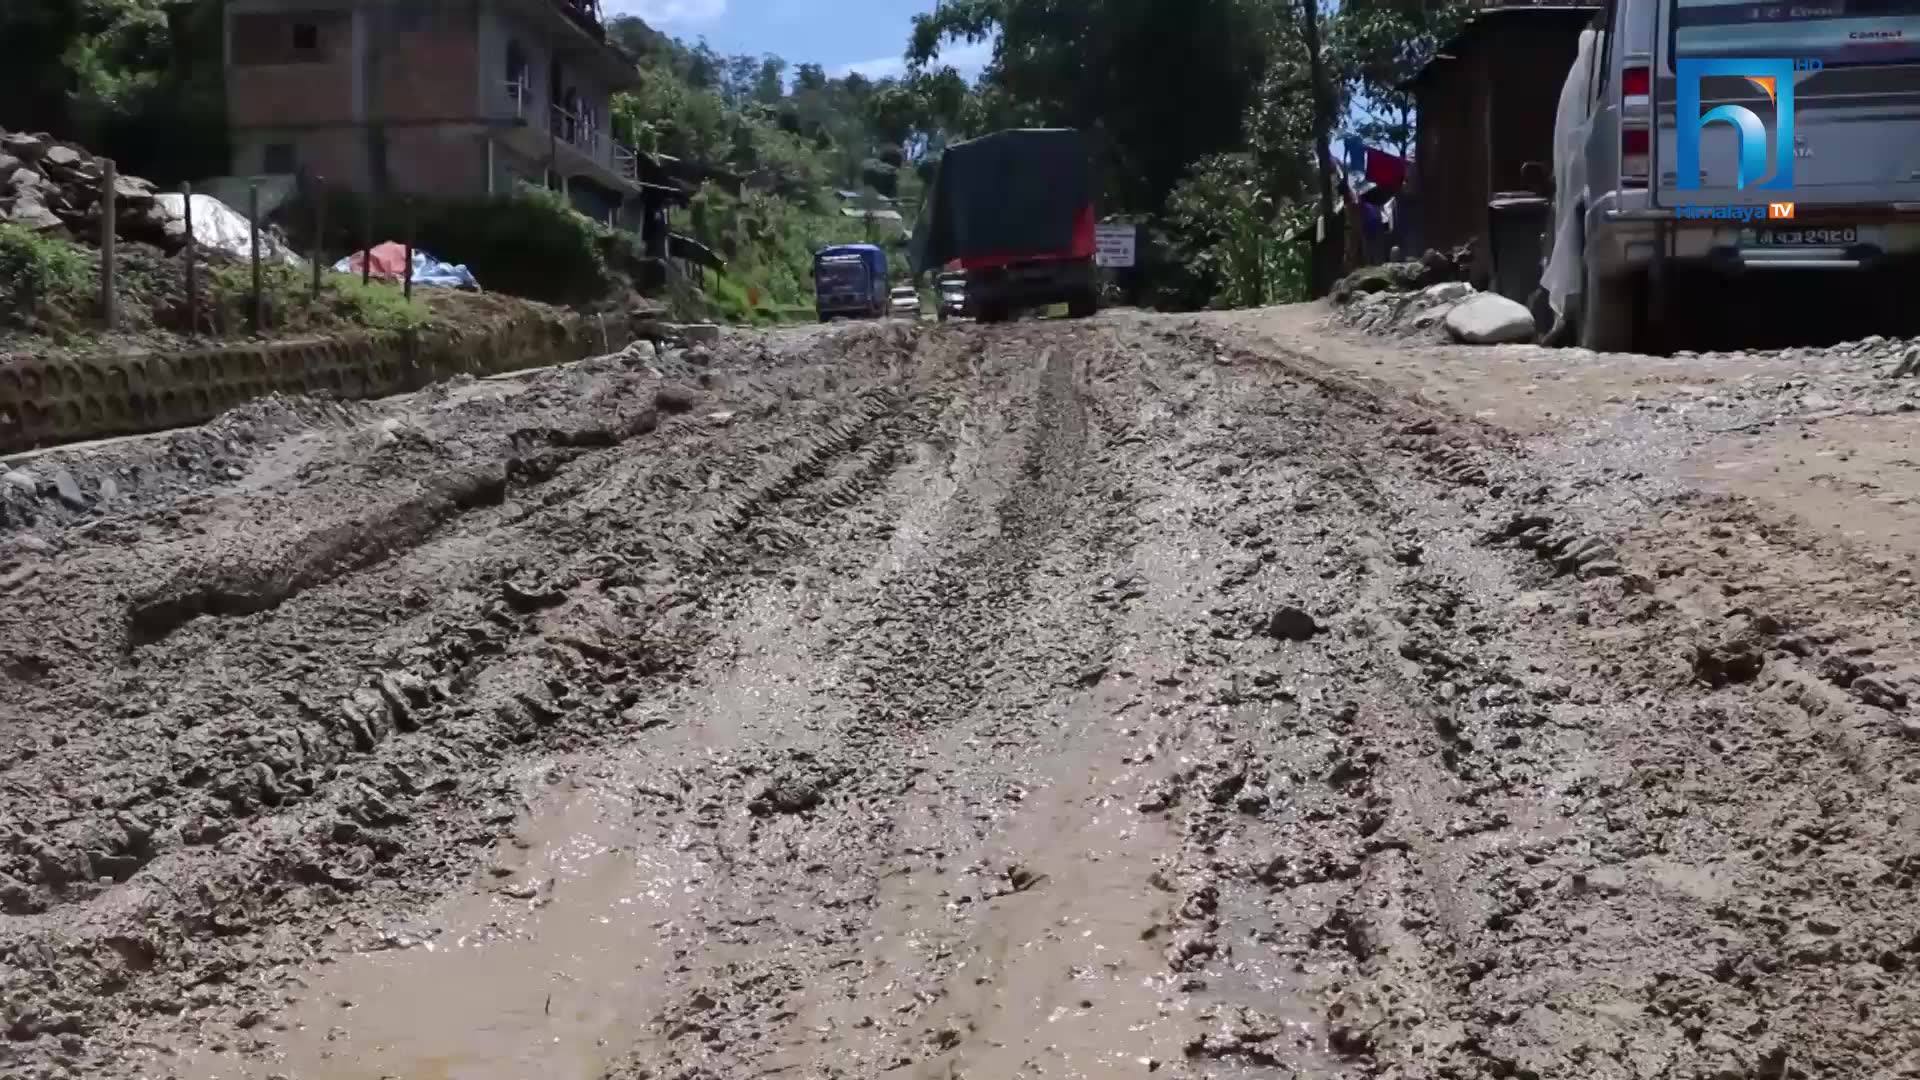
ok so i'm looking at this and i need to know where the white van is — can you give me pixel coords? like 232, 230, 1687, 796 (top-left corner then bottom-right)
1549, 0, 1920, 351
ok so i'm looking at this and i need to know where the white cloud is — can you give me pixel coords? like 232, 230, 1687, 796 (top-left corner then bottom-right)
604, 0, 726, 25
834, 36, 993, 80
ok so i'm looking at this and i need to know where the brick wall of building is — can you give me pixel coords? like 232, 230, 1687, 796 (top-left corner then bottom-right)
368, 4, 482, 123
227, 9, 356, 129
233, 128, 368, 188
383, 126, 487, 194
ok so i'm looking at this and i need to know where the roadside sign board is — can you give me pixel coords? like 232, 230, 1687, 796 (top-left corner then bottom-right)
1095, 223, 1137, 268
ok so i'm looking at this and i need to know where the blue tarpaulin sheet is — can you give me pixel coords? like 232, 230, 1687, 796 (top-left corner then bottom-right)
331, 242, 480, 289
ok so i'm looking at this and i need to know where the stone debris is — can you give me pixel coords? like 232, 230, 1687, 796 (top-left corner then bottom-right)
1334, 277, 1493, 340
1, 128, 158, 243
1443, 293, 1538, 345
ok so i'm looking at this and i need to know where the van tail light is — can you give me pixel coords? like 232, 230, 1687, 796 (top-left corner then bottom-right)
1622, 65, 1651, 100
1622, 126, 1650, 187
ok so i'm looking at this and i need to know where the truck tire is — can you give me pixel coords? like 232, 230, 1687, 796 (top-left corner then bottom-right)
1068, 292, 1098, 319
1577, 261, 1644, 354
1526, 286, 1554, 341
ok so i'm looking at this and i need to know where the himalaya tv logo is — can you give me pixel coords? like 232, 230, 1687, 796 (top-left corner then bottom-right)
1676, 57, 1820, 192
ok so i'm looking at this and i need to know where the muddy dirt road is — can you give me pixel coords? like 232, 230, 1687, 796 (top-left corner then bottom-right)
4, 312, 1920, 1080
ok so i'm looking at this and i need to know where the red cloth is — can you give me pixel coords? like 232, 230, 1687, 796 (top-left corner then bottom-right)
1363, 149, 1408, 193
339, 242, 411, 281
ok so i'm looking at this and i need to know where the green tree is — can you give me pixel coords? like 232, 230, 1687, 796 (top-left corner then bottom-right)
906, 0, 1269, 217
1328, 0, 1467, 154
793, 63, 828, 94
1161, 152, 1311, 309
754, 56, 788, 105
686, 41, 722, 90
0, 0, 227, 185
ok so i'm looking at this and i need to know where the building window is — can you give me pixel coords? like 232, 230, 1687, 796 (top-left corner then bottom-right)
506, 41, 530, 109
233, 14, 335, 64
263, 143, 297, 174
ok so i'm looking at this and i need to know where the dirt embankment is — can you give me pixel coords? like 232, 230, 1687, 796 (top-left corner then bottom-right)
1, 312, 1918, 1080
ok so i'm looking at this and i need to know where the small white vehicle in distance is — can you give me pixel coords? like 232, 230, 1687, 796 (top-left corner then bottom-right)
889, 285, 922, 319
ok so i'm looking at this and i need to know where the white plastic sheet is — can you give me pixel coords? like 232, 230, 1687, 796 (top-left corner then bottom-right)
1543, 28, 1602, 317
150, 193, 305, 267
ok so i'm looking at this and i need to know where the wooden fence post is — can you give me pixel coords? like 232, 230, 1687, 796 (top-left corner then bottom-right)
362, 192, 373, 287
403, 198, 415, 302
100, 159, 118, 331
248, 180, 263, 333
183, 182, 198, 335
312, 175, 325, 300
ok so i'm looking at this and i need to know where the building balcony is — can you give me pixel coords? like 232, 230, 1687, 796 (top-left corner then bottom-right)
494, 0, 638, 89
498, 80, 640, 193
551, 0, 608, 42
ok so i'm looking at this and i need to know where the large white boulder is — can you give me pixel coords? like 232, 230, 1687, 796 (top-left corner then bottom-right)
1444, 293, 1537, 344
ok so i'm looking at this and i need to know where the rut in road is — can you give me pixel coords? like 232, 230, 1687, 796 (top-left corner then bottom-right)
3, 315, 1920, 1080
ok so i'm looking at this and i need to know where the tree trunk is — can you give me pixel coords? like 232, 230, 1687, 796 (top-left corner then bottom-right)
1297, 0, 1338, 297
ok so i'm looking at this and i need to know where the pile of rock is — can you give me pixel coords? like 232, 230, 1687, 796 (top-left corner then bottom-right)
0, 128, 174, 249
1328, 243, 1475, 304
1331, 235, 1545, 347
1335, 279, 1540, 345
1337, 280, 1475, 338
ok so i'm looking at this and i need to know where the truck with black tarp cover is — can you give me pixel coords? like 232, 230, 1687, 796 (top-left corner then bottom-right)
909, 128, 1099, 321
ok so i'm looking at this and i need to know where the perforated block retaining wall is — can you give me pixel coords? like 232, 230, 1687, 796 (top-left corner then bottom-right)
0, 312, 632, 454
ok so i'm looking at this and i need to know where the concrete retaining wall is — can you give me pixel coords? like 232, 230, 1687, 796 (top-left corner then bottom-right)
0, 311, 632, 454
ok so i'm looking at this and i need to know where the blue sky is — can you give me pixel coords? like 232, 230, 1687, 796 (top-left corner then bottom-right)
604, 0, 996, 80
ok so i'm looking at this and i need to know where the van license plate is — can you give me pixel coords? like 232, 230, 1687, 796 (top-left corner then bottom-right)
1754, 227, 1857, 245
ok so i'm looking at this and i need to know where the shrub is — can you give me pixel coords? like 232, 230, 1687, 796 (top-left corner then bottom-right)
204, 261, 428, 336
0, 226, 93, 325
278, 185, 614, 307
1156, 153, 1310, 311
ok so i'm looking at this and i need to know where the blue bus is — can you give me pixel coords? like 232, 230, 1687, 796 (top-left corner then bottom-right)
813, 243, 888, 321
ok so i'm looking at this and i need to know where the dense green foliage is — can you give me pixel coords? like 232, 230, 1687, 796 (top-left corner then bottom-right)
205, 262, 431, 336
601, 16, 942, 312
0, 224, 92, 326
0, 0, 227, 186
1158, 154, 1313, 310
906, 0, 1461, 306
279, 186, 615, 308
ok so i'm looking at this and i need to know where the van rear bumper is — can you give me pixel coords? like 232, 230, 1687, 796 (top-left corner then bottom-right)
1609, 204, 1920, 224
1595, 207, 1920, 273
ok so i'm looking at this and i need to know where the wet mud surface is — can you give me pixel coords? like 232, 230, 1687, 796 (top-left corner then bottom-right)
4, 313, 1920, 1080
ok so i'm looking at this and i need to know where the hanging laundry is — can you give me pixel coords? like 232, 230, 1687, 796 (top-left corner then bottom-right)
1363, 148, 1408, 194
1343, 137, 1368, 176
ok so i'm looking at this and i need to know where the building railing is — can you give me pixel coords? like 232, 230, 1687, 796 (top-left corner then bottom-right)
502, 79, 640, 186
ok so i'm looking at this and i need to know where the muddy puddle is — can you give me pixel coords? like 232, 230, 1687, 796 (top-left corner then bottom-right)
175, 767, 697, 1080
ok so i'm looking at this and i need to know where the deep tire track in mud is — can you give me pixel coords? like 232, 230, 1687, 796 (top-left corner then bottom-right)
3, 315, 1920, 1080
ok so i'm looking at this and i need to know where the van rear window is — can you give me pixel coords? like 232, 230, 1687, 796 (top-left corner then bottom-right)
1672, 0, 1920, 62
